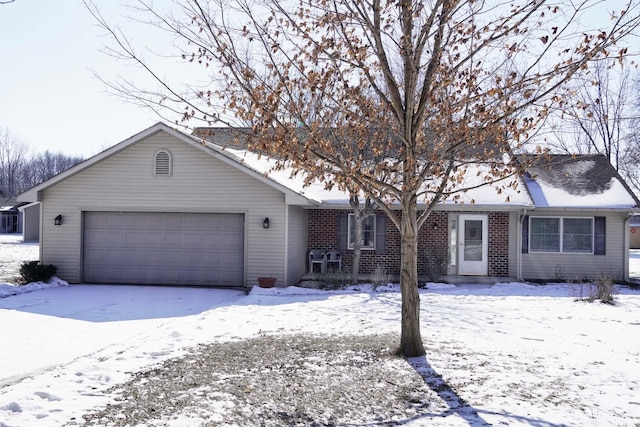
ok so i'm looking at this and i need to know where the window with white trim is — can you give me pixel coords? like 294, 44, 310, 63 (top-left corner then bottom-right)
562, 218, 593, 253
348, 213, 376, 250
154, 150, 172, 176
529, 217, 593, 253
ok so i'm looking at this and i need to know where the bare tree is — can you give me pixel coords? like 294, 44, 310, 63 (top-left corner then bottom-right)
0, 127, 28, 198
86, 0, 640, 356
620, 75, 640, 194
0, 128, 84, 197
20, 151, 84, 191
544, 61, 634, 169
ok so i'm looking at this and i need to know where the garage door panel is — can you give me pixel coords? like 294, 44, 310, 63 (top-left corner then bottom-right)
181, 269, 202, 282
104, 249, 125, 264
183, 215, 205, 228
223, 214, 244, 228
221, 258, 240, 268
125, 214, 145, 228
220, 270, 242, 283
121, 266, 142, 282
145, 215, 164, 228
124, 249, 145, 264
164, 215, 184, 229
126, 232, 145, 246
164, 232, 184, 247
84, 212, 244, 286
144, 232, 164, 246
222, 234, 243, 248
183, 232, 205, 249
84, 231, 106, 246
106, 232, 126, 246
181, 254, 204, 267
107, 213, 126, 227
84, 248, 104, 264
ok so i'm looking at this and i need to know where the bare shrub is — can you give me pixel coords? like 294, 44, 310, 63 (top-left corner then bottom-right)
423, 245, 449, 282
553, 265, 566, 282
370, 264, 390, 291
317, 271, 351, 290
572, 273, 618, 304
591, 272, 617, 304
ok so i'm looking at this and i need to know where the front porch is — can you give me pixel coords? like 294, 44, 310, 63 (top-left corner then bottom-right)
299, 272, 517, 286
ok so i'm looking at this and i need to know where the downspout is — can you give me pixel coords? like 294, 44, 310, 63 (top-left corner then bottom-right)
624, 213, 632, 282
283, 205, 289, 287
517, 208, 527, 281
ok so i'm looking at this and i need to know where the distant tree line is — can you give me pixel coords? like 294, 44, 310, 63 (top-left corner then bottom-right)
0, 127, 83, 198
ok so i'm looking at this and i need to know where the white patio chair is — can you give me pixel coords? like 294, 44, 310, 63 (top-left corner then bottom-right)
308, 249, 326, 273
325, 250, 342, 272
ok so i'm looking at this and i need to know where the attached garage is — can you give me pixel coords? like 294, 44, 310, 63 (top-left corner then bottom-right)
83, 211, 244, 286
17, 123, 314, 287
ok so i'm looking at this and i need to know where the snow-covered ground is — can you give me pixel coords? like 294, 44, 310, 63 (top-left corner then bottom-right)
1, 235, 640, 426
0, 234, 38, 284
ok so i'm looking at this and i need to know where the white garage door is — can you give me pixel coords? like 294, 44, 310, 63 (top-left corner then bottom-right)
83, 212, 244, 286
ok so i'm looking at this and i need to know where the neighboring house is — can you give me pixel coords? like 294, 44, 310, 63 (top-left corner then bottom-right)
17, 123, 640, 287
0, 198, 28, 234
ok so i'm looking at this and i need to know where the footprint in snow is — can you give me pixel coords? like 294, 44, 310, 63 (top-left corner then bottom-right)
34, 391, 62, 402
0, 402, 22, 413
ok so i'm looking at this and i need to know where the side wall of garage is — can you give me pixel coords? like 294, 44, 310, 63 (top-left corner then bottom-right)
39, 130, 289, 287
287, 205, 308, 286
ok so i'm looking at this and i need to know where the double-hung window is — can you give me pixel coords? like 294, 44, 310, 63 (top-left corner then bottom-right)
529, 217, 593, 253
348, 213, 376, 250
562, 218, 593, 253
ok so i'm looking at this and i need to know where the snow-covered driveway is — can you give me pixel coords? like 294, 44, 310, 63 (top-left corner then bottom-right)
0, 285, 245, 387
0, 285, 246, 426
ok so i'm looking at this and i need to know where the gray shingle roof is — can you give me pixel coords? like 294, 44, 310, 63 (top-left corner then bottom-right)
519, 154, 639, 209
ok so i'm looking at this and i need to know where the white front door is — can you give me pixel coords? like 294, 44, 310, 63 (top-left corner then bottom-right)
458, 214, 488, 275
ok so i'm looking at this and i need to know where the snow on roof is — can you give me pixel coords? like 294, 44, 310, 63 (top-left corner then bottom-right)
198, 134, 637, 211
438, 163, 532, 207
216, 145, 533, 207
523, 155, 639, 209
212, 146, 346, 203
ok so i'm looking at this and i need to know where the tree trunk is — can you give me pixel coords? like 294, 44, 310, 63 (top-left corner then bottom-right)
399, 200, 426, 357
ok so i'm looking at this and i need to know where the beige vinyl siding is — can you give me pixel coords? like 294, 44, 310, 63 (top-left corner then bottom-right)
39, 130, 287, 286
522, 210, 627, 281
286, 205, 308, 285
21, 203, 40, 242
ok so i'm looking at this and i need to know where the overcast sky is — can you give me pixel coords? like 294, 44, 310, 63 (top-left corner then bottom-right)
0, 1, 634, 159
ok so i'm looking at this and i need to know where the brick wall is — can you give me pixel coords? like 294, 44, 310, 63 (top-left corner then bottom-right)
488, 211, 510, 276
308, 209, 511, 277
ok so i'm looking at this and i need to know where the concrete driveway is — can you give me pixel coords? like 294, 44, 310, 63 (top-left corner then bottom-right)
0, 285, 244, 387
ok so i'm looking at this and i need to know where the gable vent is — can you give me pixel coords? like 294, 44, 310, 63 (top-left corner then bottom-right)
154, 150, 172, 176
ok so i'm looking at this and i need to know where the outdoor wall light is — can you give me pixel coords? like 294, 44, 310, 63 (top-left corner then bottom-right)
432, 222, 438, 230
54, 215, 63, 226
263, 217, 270, 229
